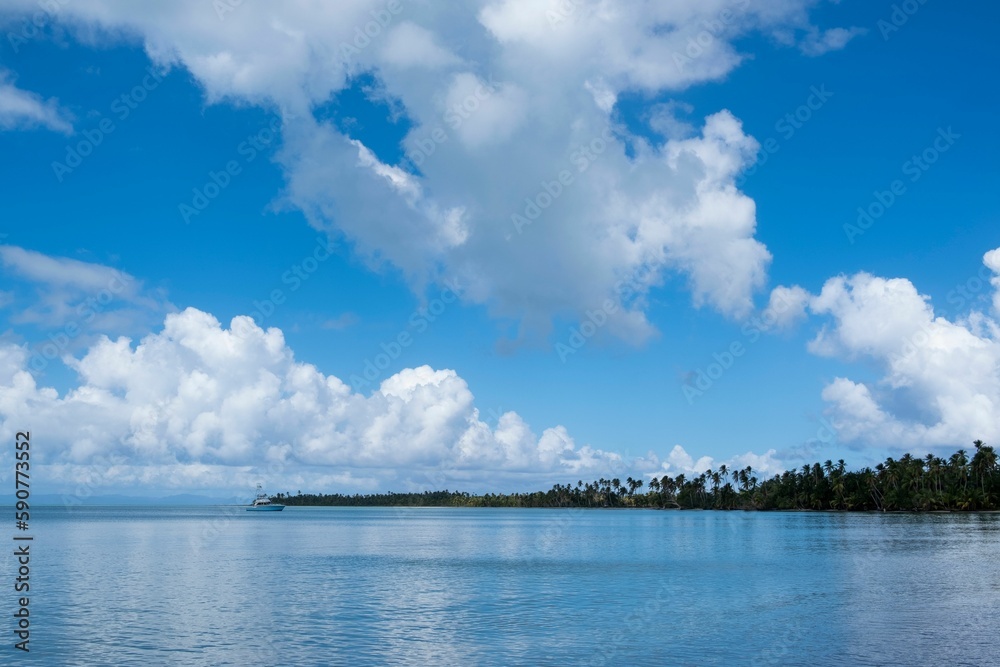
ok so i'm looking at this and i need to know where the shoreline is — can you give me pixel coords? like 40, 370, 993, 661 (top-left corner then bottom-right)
271, 504, 1000, 514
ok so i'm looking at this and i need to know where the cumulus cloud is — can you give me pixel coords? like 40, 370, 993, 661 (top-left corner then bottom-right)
650, 444, 785, 479
763, 284, 810, 330
0, 71, 73, 133
806, 252, 1000, 449
0, 307, 625, 494
0, 0, 852, 343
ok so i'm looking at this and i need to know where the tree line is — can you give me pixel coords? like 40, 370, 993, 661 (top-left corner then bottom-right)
273, 441, 999, 511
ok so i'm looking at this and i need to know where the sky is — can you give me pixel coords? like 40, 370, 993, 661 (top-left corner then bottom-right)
0, 0, 998, 498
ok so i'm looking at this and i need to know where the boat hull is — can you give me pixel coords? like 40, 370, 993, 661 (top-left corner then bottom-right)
246, 505, 285, 511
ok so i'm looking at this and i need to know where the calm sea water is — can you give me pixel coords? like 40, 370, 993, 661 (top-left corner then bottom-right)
2, 507, 998, 666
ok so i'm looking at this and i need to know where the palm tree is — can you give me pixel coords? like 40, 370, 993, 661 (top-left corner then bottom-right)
971, 440, 997, 498
661, 476, 677, 507
598, 478, 609, 506
950, 450, 969, 496
864, 468, 883, 511
738, 467, 752, 494
675, 474, 687, 507
709, 470, 721, 504
647, 477, 660, 507
831, 470, 846, 510
611, 478, 623, 505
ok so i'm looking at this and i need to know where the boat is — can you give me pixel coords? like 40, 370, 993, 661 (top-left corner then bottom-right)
246, 484, 285, 511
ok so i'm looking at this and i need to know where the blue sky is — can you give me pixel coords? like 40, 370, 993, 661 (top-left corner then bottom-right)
0, 0, 998, 496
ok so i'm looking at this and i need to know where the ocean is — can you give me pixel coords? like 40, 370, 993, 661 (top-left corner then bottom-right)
3, 506, 998, 665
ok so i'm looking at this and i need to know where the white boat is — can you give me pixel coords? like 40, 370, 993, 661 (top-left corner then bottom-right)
246, 484, 285, 511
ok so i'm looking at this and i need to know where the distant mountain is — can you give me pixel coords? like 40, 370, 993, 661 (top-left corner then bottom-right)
0, 493, 246, 506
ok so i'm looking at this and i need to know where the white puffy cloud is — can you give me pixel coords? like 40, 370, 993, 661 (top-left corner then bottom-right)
806, 254, 1000, 449
663, 444, 715, 476
726, 448, 786, 477
286, 104, 768, 342
0, 0, 854, 343
650, 444, 784, 479
0, 71, 72, 133
0, 307, 625, 493
763, 284, 810, 330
